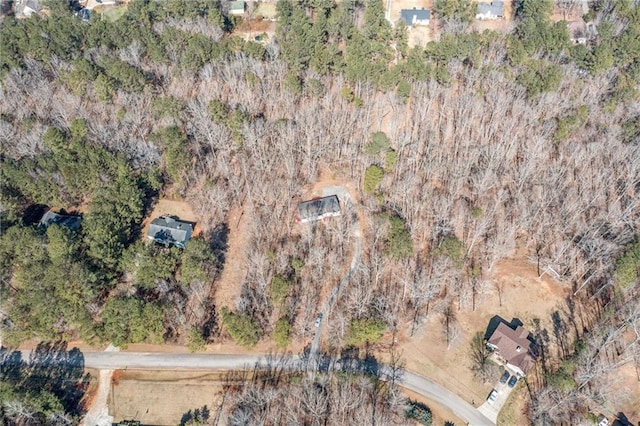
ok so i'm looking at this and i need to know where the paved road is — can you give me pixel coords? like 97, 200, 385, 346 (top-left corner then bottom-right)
14, 350, 493, 425
310, 187, 363, 356
74, 352, 495, 425
402, 370, 493, 425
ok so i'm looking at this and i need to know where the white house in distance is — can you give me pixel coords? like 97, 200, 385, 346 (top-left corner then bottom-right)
476, 1, 504, 20
400, 8, 430, 28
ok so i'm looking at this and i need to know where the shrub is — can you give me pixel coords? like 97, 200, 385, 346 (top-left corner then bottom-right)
406, 401, 433, 425
397, 80, 411, 103
614, 239, 640, 289
180, 237, 214, 285
434, 235, 466, 268
273, 316, 292, 349
102, 298, 165, 347
384, 149, 398, 170
364, 165, 384, 195
187, 327, 207, 352
269, 275, 291, 307
385, 214, 413, 260
346, 317, 387, 346
221, 307, 261, 348
291, 257, 305, 277
366, 132, 391, 156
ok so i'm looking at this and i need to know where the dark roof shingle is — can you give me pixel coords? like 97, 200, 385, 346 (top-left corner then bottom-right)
147, 216, 193, 248
39, 211, 82, 230
298, 195, 341, 223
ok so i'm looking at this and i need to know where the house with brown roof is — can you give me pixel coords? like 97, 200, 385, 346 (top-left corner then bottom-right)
486, 322, 537, 377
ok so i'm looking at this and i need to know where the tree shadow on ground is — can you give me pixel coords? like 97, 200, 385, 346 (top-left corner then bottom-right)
483, 315, 524, 341
22, 203, 49, 225
0, 341, 91, 417
208, 222, 229, 272
179, 405, 211, 426
201, 305, 219, 342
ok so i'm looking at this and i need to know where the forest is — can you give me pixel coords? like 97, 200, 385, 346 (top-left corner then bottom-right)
0, 0, 639, 424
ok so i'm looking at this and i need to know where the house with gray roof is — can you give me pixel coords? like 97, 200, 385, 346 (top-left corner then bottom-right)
147, 216, 193, 248
297, 195, 341, 223
39, 210, 82, 230
476, 1, 504, 20
400, 8, 430, 27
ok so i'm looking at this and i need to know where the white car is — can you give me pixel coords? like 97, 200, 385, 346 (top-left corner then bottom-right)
315, 313, 323, 328
487, 389, 499, 404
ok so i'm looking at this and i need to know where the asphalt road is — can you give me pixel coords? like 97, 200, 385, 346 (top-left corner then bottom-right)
402, 370, 494, 425
21, 351, 492, 425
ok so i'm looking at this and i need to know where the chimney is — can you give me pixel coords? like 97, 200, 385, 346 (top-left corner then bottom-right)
516, 345, 522, 352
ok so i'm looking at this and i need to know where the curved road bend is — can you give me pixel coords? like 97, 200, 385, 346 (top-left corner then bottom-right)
71, 352, 493, 425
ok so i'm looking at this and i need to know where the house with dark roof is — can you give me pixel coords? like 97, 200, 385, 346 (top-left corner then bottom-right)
486, 322, 537, 377
39, 211, 82, 230
400, 8, 430, 27
297, 195, 341, 223
147, 216, 193, 248
476, 1, 504, 20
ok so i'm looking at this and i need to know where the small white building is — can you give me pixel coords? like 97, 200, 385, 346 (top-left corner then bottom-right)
228, 1, 246, 16
400, 8, 430, 28
476, 1, 504, 20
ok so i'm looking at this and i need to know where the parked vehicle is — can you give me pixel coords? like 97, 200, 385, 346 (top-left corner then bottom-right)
487, 389, 498, 404
500, 370, 510, 384
315, 313, 323, 328
508, 375, 518, 388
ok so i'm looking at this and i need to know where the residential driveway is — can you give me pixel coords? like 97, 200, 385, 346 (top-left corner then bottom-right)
477, 377, 517, 423
310, 186, 362, 357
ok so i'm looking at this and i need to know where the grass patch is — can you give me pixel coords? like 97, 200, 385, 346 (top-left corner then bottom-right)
96, 5, 128, 22
254, 3, 276, 19
497, 382, 527, 426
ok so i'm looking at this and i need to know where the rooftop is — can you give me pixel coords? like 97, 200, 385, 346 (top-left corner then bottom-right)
228, 1, 245, 11
39, 211, 82, 230
298, 195, 341, 223
147, 216, 194, 248
400, 8, 431, 24
477, 1, 504, 17
487, 322, 537, 374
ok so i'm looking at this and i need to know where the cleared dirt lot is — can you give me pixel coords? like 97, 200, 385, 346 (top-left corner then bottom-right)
605, 363, 640, 422
388, 0, 437, 46
212, 205, 251, 312
142, 198, 200, 238
109, 370, 225, 425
